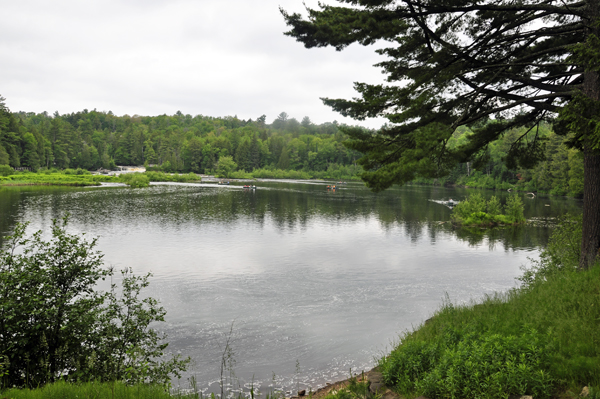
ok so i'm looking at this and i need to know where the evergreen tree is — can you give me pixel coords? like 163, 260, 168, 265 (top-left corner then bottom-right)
282, 0, 600, 268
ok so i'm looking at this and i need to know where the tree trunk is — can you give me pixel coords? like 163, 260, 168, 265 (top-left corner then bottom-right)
580, 150, 600, 269
579, 0, 600, 270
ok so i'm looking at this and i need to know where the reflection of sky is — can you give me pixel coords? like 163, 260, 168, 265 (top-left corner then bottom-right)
4, 184, 550, 393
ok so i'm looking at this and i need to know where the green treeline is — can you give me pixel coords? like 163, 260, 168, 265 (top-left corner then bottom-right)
0, 95, 585, 195
0, 95, 363, 180
414, 123, 584, 197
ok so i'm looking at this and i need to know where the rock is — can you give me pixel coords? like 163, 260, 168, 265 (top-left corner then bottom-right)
380, 391, 400, 399
298, 390, 306, 396
581, 386, 590, 397
368, 372, 385, 394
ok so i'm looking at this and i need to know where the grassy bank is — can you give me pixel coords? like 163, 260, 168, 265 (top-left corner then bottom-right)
0, 380, 202, 399
220, 166, 361, 181
0, 169, 201, 188
378, 214, 599, 399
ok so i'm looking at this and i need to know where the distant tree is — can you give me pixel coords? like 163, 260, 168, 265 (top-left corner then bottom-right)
216, 155, 238, 177
301, 116, 313, 128
272, 112, 289, 130
21, 132, 40, 170
256, 115, 267, 126
0, 145, 8, 165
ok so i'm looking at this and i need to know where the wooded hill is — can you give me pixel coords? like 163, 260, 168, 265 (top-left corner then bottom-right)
0, 96, 584, 196
416, 123, 584, 198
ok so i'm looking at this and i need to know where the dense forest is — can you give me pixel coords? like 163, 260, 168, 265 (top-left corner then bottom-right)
0, 95, 584, 197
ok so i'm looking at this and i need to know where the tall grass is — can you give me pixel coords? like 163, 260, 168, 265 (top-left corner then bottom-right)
1, 380, 198, 399
0, 172, 117, 186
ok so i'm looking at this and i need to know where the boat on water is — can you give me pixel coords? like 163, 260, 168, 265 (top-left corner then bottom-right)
243, 185, 256, 189
218, 181, 230, 185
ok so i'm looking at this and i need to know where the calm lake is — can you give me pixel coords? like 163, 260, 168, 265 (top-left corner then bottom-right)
0, 180, 583, 394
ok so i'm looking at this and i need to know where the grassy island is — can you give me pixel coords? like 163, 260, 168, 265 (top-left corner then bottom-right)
0, 167, 201, 188
451, 193, 526, 227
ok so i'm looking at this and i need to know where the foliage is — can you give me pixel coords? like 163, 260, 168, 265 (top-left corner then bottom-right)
0, 95, 587, 197
415, 127, 585, 198
1, 94, 362, 181
119, 172, 150, 188
0, 165, 12, 177
451, 194, 525, 226
281, 0, 589, 191
380, 327, 553, 399
379, 216, 600, 398
280, 0, 600, 268
0, 217, 189, 388
216, 156, 237, 178
519, 213, 583, 288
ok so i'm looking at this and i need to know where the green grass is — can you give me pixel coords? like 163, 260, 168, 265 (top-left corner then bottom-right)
143, 171, 201, 183
0, 380, 201, 399
0, 172, 117, 186
0, 379, 287, 399
0, 170, 202, 188
321, 377, 379, 399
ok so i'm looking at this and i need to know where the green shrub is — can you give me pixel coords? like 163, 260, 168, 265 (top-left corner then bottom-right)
380, 327, 554, 399
0, 218, 190, 388
505, 195, 526, 223
519, 213, 582, 288
119, 173, 150, 188
487, 196, 502, 216
0, 165, 12, 177
451, 194, 525, 226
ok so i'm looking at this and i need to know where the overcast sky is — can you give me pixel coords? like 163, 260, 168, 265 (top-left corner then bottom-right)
1, 0, 388, 128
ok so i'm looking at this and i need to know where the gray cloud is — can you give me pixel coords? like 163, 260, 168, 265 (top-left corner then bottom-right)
1, 0, 388, 127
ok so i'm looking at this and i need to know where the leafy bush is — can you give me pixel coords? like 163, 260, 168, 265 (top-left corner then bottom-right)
0, 217, 189, 388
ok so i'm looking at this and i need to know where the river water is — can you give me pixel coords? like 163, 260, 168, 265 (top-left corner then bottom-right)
0, 180, 582, 394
